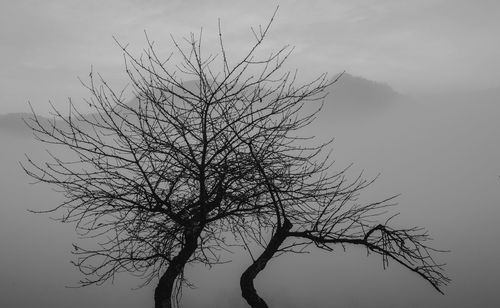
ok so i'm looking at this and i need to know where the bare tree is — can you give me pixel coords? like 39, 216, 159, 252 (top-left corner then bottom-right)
234, 82, 450, 308
22, 10, 343, 308
23, 9, 448, 308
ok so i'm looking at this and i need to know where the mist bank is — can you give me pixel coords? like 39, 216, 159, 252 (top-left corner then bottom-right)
1, 75, 499, 307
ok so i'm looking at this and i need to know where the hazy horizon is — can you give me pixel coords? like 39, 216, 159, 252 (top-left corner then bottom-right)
2, 0, 500, 115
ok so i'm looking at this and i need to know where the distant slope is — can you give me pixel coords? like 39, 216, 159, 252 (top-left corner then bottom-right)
324, 73, 402, 115
0, 75, 401, 136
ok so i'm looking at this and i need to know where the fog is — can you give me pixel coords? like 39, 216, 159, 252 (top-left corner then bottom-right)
1, 75, 499, 307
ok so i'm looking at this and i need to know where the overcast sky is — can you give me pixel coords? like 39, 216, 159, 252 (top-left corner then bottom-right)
1, 0, 499, 114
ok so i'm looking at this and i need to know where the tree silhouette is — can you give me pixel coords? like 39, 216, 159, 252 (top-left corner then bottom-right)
234, 83, 450, 308
232, 52, 450, 308
23, 10, 448, 308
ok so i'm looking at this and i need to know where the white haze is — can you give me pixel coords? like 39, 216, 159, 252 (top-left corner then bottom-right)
1, 77, 499, 307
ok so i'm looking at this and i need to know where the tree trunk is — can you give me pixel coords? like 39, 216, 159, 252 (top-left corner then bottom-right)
154, 226, 201, 308
240, 219, 292, 308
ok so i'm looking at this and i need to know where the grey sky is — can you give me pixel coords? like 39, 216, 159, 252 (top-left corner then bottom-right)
1, 0, 499, 114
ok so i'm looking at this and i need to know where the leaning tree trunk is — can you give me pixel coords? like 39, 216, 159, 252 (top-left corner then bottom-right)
240, 219, 292, 308
154, 226, 202, 308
